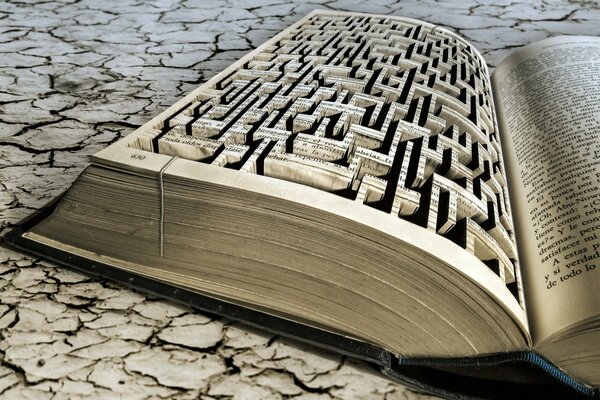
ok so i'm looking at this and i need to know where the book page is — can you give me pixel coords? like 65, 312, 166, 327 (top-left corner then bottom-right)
91, 10, 529, 338
492, 36, 600, 344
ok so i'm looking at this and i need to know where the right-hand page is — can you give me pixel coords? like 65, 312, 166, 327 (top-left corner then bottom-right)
492, 36, 600, 345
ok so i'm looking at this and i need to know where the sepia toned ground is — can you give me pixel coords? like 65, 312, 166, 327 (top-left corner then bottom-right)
1, 0, 599, 398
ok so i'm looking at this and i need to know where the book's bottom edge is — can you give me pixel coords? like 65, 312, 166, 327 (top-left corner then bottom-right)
2, 202, 597, 400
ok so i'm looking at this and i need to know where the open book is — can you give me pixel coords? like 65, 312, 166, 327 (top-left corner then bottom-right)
4, 10, 600, 400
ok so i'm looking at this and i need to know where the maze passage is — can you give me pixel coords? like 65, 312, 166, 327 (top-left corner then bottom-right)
129, 14, 521, 301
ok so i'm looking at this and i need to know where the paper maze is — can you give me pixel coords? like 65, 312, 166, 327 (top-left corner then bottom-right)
131, 14, 521, 299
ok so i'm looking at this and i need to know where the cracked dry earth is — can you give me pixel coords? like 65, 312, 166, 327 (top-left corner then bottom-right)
0, 0, 599, 399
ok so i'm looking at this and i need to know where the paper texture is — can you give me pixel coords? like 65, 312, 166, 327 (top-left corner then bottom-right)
493, 36, 600, 344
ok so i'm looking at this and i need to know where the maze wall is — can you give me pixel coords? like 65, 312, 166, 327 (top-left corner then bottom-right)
130, 13, 521, 302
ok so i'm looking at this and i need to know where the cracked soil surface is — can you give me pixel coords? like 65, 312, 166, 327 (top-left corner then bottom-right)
1, 0, 599, 398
